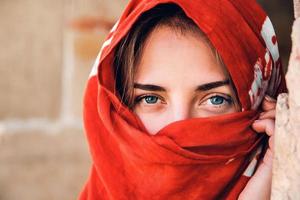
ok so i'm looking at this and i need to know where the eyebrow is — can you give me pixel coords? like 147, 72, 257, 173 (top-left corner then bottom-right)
134, 83, 166, 91
133, 79, 230, 92
196, 79, 230, 91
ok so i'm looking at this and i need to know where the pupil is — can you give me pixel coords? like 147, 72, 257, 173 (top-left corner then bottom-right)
145, 96, 158, 104
211, 96, 224, 105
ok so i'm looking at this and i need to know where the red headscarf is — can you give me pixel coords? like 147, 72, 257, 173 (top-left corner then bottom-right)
79, 0, 286, 199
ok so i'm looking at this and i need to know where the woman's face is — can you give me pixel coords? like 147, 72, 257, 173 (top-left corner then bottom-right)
133, 26, 240, 135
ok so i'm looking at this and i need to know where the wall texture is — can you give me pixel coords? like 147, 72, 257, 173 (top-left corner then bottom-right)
0, 0, 64, 119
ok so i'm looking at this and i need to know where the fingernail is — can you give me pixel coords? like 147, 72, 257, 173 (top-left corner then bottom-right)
264, 95, 276, 102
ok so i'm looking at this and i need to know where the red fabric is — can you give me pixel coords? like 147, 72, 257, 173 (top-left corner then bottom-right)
79, 0, 286, 199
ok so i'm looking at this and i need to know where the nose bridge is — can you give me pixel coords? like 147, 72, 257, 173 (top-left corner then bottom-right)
170, 96, 192, 122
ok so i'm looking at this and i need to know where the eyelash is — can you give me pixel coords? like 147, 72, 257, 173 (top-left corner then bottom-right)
134, 93, 233, 107
134, 94, 164, 105
204, 94, 233, 106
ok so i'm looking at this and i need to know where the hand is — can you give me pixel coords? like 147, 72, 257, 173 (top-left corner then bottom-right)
238, 95, 276, 200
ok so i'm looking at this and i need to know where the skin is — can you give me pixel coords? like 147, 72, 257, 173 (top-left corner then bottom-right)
239, 96, 276, 199
133, 26, 240, 134
132, 26, 276, 199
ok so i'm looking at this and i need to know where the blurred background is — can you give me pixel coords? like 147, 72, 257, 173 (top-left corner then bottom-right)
0, 0, 294, 199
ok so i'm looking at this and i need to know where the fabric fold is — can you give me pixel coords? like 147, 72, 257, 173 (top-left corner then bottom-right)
80, 0, 286, 199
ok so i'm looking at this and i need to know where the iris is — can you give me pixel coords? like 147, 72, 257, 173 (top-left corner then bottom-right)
144, 96, 159, 104
210, 96, 226, 105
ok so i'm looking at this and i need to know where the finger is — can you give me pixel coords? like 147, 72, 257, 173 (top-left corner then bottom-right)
264, 95, 277, 103
262, 97, 276, 111
259, 110, 276, 120
252, 119, 275, 137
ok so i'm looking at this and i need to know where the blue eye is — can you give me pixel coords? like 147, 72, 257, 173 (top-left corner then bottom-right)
143, 96, 159, 104
209, 96, 227, 105
134, 94, 163, 106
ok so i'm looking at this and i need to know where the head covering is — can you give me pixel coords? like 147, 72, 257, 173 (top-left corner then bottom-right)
80, 0, 286, 199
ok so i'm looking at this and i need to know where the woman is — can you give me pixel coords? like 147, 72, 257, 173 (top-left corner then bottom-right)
80, 0, 286, 199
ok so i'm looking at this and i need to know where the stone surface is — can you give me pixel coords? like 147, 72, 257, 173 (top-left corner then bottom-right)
295, 0, 300, 18
0, 0, 127, 121
0, 0, 64, 119
271, 17, 300, 200
0, 129, 91, 200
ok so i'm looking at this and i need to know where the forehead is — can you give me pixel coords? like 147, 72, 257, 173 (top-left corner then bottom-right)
134, 26, 229, 86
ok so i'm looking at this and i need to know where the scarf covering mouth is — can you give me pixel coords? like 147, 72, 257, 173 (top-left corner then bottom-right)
79, 0, 286, 199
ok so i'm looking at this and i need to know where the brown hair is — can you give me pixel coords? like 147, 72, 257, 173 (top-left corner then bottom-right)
113, 3, 233, 109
